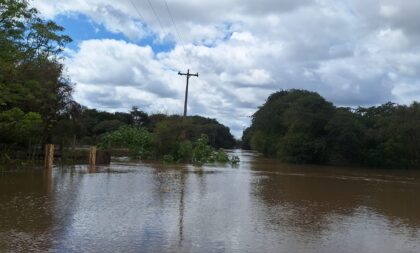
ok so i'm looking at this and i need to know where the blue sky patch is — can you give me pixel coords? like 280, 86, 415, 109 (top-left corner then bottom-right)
54, 13, 175, 53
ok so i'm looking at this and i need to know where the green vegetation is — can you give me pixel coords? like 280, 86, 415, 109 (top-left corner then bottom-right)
0, 1, 237, 166
99, 126, 153, 159
1, 0, 72, 160
243, 89, 420, 169
99, 125, 237, 165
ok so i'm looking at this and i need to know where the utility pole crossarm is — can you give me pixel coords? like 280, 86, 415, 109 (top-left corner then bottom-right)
178, 69, 199, 118
178, 71, 198, 77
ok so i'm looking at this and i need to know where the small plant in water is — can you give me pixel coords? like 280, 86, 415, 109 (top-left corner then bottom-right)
163, 154, 175, 163
212, 149, 230, 163
230, 155, 240, 165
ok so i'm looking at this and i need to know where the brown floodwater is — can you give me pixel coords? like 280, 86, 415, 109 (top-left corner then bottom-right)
1, 150, 420, 253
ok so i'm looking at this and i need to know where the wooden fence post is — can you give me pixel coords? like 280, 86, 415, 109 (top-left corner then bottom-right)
44, 144, 54, 170
89, 146, 97, 169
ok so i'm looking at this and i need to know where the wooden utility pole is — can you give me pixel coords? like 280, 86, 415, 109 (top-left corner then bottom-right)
178, 69, 198, 117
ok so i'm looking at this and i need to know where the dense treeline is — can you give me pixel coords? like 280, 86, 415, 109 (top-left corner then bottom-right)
243, 89, 420, 169
0, 1, 236, 164
52, 106, 236, 149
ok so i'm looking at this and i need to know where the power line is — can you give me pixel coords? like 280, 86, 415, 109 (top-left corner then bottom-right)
130, 0, 190, 67
128, 0, 146, 23
129, 0, 196, 117
163, 0, 186, 52
146, 0, 167, 36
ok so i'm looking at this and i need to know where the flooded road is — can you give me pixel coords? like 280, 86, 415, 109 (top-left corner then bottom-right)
1, 150, 420, 253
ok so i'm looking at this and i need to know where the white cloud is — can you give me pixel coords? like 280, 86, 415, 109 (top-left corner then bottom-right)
32, 0, 420, 137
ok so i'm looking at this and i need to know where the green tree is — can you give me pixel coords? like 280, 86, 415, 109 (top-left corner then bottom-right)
99, 126, 153, 159
0, 107, 42, 151
249, 89, 334, 163
0, 0, 73, 145
325, 108, 366, 164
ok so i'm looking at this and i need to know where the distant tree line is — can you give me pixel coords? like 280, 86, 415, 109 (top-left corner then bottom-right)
242, 89, 420, 169
53, 105, 236, 150
0, 0, 236, 164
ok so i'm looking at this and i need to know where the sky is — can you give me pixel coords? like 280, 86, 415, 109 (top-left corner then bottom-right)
32, 0, 420, 137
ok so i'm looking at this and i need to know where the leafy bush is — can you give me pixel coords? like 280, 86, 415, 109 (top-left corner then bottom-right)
0, 108, 42, 145
191, 134, 233, 165
99, 126, 153, 159
163, 154, 175, 163
212, 149, 230, 163
99, 127, 237, 165
177, 141, 193, 162
192, 135, 214, 164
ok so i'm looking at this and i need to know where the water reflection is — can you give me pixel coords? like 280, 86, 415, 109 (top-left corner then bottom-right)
178, 169, 186, 246
0, 151, 419, 252
248, 152, 420, 252
0, 171, 54, 251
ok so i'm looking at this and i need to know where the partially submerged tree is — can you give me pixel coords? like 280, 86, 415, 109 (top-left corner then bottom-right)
244, 89, 420, 169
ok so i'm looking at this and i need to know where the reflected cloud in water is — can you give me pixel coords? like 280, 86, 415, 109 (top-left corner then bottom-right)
0, 151, 419, 252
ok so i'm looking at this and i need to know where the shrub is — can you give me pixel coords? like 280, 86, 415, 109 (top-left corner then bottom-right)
99, 126, 153, 159
212, 149, 230, 163
163, 154, 175, 163
192, 134, 213, 164
177, 141, 193, 162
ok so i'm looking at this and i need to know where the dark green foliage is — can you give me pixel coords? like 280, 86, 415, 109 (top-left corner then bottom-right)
99, 126, 153, 159
99, 126, 233, 165
21, 102, 236, 163
188, 116, 236, 149
245, 89, 420, 169
241, 127, 252, 150
92, 120, 126, 135
177, 141, 193, 162
357, 102, 420, 168
0, 107, 42, 145
192, 135, 214, 164
325, 108, 366, 163
249, 90, 334, 163
213, 149, 230, 163
163, 154, 175, 163
151, 118, 234, 164
0, 0, 73, 151
152, 117, 192, 161
191, 134, 232, 165
149, 115, 236, 149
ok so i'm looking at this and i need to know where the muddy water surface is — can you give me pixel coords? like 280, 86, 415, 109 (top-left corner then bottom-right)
1, 150, 419, 252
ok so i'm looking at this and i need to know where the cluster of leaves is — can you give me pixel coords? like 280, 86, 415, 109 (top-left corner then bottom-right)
51, 106, 237, 149
99, 126, 153, 159
0, 107, 42, 163
192, 135, 223, 164
161, 134, 235, 165
0, 0, 73, 158
99, 125, 236, 165
151, 117, 236, 164
243, 89, 420, 169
